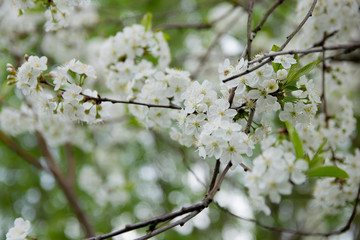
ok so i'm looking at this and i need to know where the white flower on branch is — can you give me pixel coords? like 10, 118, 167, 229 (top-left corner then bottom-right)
6, 218, 31, 240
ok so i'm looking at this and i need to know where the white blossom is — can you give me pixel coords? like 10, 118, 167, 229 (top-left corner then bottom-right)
6, 218, 31, 240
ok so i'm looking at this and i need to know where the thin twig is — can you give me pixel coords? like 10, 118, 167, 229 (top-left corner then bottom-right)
228, 86, 237, 107
223, 0, 318, 84
134, 211, 200, 240
208, 159, 221, 192
246, 0, 255, 60
222, 42, 360, 83
87, 162, 233, 240
0, 130, 45, 171
279, 0, 317, 51
321, 36, 328, 125
240, 163, 252, 172
65, 143, 76, 188
252, 0, 285, 34
218, 184, 360, 237
153, 23, 212, 31
40, 80, 182, 110
245, 103, 256, 134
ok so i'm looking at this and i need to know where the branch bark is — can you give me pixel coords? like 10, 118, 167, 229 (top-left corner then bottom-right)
35, 132, 95, 237
0, 130, 44, 171
223, 42, 360, 83
217, 184, 360, 237
87, 161, 233, 240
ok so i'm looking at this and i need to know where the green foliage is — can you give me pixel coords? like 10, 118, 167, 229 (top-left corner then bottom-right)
285, 121, 303, 159
307, 166, 349, 179
286, 54, 299, 80
285, 60, 320, 87
308, 140, 327, 169
141, 12, 152, 31
271, 45, 281, 72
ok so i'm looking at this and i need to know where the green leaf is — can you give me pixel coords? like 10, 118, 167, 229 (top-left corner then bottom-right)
309, 140, 327, 169
286, 54, 299, 81
288, 60, 320, 84
283, 96, 299, 103
307, 166, 349, 179
141, 13, 152, 31
162, 32, 171, 41
285, 121, 303, 159
271, 45, 281, 72
271, 45, 280, 52
284, 85, 299, 91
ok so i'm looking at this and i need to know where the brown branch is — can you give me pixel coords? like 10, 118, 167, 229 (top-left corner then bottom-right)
65, 143, 76, 188
279, 0, 317, 51
222, 42, 360, 83
134, 211, 200, 240
251, 42, 360, 65
217, 184, 360, 237
320, 36, 329, 125
245, 103, 256, 134
240, 162, 252, 172
327, 51, 360, 62
246, 0, 255, 60
223, 0, 318, 83
35, 132, 95, 237
153, 22, 211, 31
87, 161, 233, 240
252, 0, 285, 34
0, 130, 44, 171
40, 80, 182, 110
228, 86, 237, 107
208, 159, 221, 192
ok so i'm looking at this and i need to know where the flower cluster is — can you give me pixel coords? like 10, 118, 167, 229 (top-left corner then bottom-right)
171, 79, 253, 167
6, 218, 31, 240
6, 56, 111, 124
99, 24, 171, 100
295, 0, 360, 48
245, 140, 308, 215
10, 0, 93, 31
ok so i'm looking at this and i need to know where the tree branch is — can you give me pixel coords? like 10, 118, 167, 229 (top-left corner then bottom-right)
217, 184, 360, 237
134, 211, 200, 240
153, 22, 212, 31
65, 143, 76, 188
279, 0, 317, 51
208, 159, 221, 192
246, 0, 255, 60
245, 103, 256, 134
222, 42, 360, 83
223, 0, 318, 83
320, 35, 329, 124
40, 80, 182, 110
86, 161, 233, 240
252, 0, 285, 34
0, 130, 45, 171
35, 132, 95, 237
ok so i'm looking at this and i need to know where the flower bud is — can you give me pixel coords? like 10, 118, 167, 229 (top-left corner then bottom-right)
277, 69, 288, 81
7, 79, 17, 85
7, 75, 16, 80
6, 63, 16, 74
